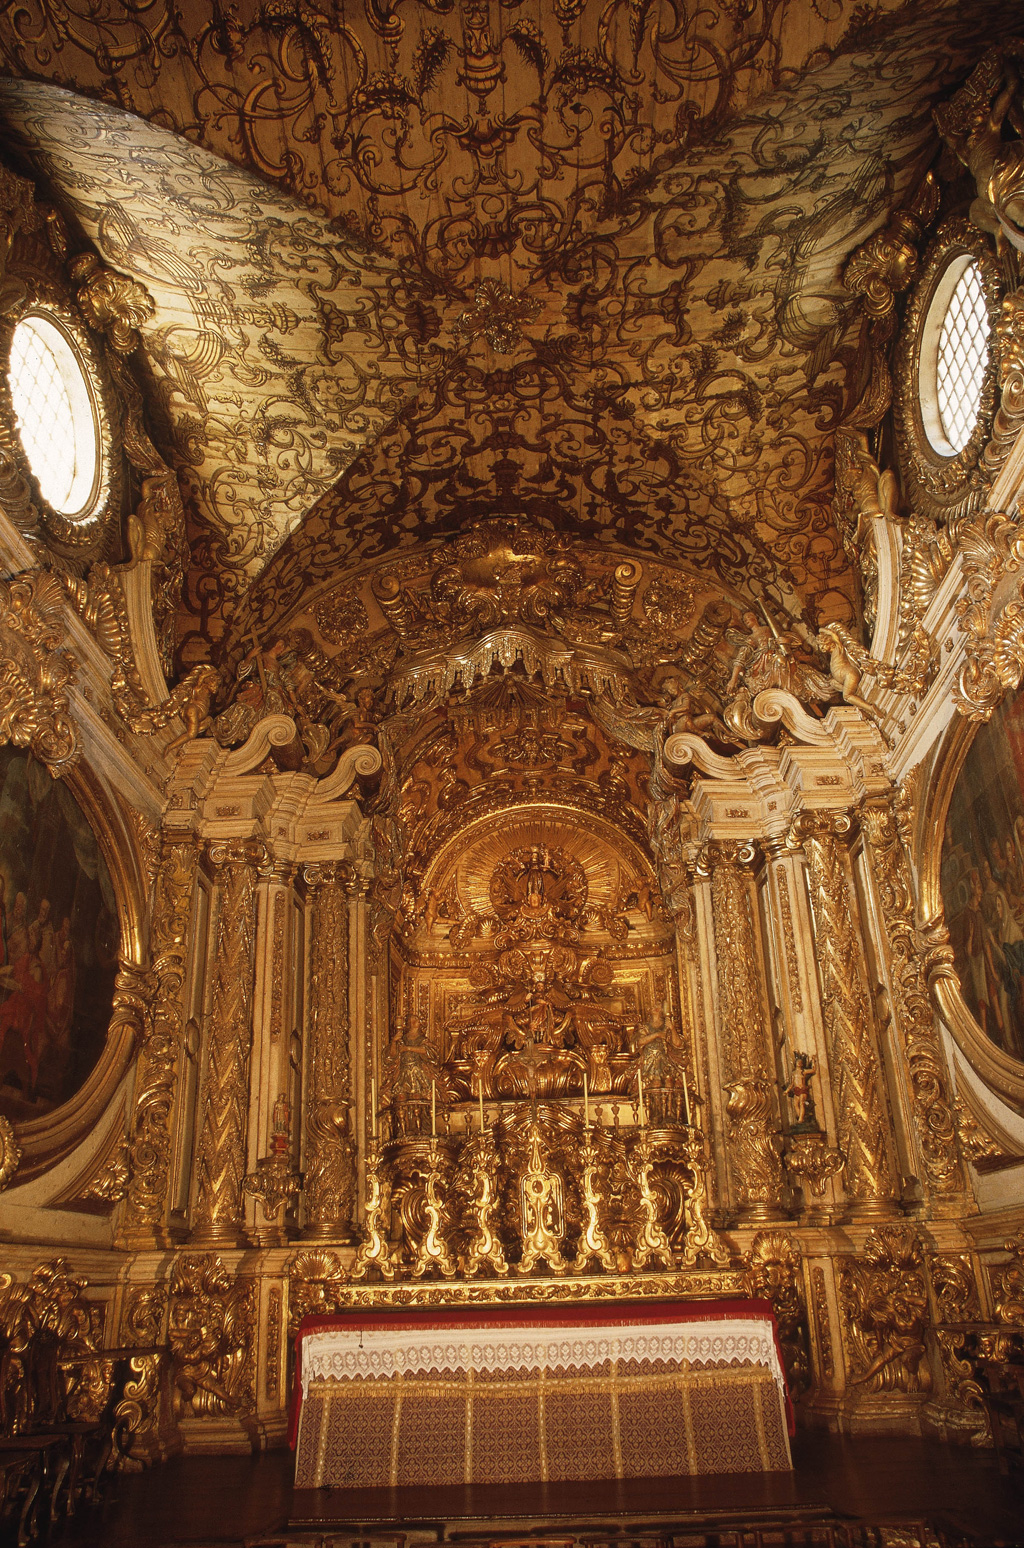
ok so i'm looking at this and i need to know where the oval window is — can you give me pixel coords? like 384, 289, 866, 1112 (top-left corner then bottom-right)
7, 312, 101, 518
919, 256, 992, 458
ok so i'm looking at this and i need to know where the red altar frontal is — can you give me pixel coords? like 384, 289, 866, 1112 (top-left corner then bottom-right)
291, 1298, 793, 1489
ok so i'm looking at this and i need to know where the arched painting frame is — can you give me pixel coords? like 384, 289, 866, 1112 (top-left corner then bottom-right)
924, 694, 1024, 1116
0, 745, 118, 1119
0, 749, 147, 1182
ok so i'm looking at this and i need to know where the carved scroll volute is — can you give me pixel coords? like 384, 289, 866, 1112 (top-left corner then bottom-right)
301, 862, 355, 1242
859, 798, 968, 1207
708, 841, 787, 1221
191, 839, 265, 1247
0, 570, 80, 774
120, 835, 199, 1247
794, 812, 901, 1221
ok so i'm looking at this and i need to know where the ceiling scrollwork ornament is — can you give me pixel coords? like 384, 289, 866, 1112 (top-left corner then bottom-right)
0, 568, 79, 774
843, 176, 940, 432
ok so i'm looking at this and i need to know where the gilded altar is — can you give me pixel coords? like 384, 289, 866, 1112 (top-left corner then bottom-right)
2, 74, 1024, 1467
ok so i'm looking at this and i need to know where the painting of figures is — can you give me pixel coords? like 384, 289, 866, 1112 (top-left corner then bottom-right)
943, 687, 1024, 1063
0, 748, 119, 1121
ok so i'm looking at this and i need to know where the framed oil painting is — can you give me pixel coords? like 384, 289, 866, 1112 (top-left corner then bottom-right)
0, 747, 119, 1122
942, 684, 1024, 1064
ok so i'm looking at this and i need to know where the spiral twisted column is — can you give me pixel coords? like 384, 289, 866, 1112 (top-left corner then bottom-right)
191, 838, 266, 1245
795, 812, 900, 1220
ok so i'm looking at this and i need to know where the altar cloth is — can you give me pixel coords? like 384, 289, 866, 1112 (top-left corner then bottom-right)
292, 1298, 792, 1487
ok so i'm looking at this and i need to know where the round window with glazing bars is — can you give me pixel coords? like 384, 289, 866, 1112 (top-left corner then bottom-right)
919, 255, 992, 459
7, 311, 103, 521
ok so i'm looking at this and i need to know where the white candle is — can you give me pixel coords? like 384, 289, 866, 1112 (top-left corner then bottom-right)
638, 1068, 646, 1128
478, 1076, 485, 1133
370, 1075, 377, 1139
431, 1080, 436, 1137
583, 1068, 590, 1127
681, 1066, 690, 1127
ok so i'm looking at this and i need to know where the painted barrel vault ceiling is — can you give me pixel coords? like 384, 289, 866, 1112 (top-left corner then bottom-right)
0, 0, 1019, 659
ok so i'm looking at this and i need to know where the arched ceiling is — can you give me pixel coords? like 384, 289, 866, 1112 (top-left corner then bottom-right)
0, 0, 1018, 662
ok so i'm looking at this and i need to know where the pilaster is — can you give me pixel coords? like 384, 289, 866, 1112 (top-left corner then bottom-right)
191, 839, 265, 1247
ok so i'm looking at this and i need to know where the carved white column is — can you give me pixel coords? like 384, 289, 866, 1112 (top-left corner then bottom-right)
762, 833, 846, 1220
708, 841, 787, 1221
243, 860, 298, 1238
686, 852, 729, 1218
301, 863, 355, 1241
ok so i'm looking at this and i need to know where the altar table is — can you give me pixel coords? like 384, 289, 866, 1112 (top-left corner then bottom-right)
292, 1299, 792, 1488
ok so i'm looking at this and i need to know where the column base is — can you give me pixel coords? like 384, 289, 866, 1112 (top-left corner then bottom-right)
188, 1226, 248, 1249
177, 1414, 259, 1455
301, 1223, 355, 1243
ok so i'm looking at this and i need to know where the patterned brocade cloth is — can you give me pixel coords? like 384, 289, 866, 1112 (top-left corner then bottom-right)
292, 1300, 793, 1488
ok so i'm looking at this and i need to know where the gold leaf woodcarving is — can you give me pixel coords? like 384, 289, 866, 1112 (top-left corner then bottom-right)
860, 800, 966, 1199
0, 570, 78, 773
0, 1114, 20, 1190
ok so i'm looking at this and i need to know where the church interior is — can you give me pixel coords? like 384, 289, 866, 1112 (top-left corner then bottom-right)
1, 2, 1024, 1544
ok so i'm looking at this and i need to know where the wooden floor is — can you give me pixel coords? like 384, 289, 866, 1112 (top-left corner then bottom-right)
41, 1433, 1024, 1548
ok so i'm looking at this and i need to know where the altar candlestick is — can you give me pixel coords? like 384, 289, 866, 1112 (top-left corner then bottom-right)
478, 1076, 485, 1133
431, 1080, 436, 1137
638, 1068, 646, 1128
583, 1068, 590, 1127
370, 1076, 377, 1139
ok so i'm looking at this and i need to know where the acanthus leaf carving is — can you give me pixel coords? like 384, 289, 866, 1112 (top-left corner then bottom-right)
860, 800, 966, 1198
0, 569, 78, 774
121, 836, 198, 1243
168, 1254, 255, 1420
839, 1225, 931, 1394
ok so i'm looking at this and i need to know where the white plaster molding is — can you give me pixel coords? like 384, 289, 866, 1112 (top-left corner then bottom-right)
308, 742, 382, 804
222, 714, 299, 776
120, 559, 169, 706
871, 513, 903, 666
667, 701, 889, 839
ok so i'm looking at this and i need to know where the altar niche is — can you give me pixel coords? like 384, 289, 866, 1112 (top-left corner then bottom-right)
365, 806, 722, 1280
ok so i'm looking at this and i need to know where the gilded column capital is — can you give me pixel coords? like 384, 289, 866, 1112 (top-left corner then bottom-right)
205, 836, 268, 876
258, 854, 296, 887
761, 832, 803, 862
790, 808, 855, 846
707, 838, 760, 872
302, 859, 351, 894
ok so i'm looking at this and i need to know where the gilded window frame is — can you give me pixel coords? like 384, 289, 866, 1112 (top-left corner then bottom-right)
894, 216, 1003, 525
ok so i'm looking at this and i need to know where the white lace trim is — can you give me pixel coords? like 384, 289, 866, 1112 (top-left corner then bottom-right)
300, 1317, 785, 1398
